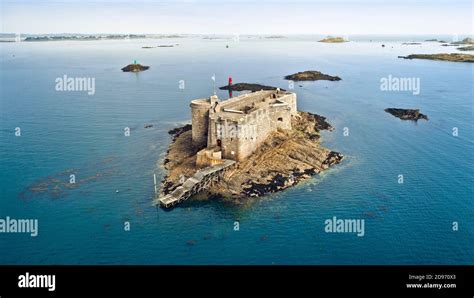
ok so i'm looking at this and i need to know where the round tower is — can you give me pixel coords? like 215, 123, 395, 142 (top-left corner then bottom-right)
190, 99, 211, 148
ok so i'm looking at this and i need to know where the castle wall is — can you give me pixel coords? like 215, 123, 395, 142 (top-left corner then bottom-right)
218, 104, 293, 161
277, 93, 297, 115
216, 90, 274, 112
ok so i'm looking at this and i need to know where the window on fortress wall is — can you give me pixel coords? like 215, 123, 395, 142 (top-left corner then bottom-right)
278, 117, 283, 122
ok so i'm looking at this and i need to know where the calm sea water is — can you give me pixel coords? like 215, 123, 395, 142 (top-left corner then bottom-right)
0, 35, 473, 264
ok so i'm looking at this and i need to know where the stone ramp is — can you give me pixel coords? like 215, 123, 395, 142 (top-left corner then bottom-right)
154, 160, 235, 208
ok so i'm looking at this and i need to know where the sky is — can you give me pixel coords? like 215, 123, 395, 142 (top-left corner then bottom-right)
0, 0, 472, 35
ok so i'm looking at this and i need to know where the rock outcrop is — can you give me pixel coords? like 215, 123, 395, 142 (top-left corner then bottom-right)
318, 36, 347, 43
284, 71, 341, 81
451, 37, 474, 45
457, 45, 474, 51
384, 108, 428, 121
219, 83, 284, 92
121, 64, 150, 72
398, 53, 474, 63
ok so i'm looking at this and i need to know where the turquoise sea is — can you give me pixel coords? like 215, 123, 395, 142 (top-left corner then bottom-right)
0, 35, 473, 264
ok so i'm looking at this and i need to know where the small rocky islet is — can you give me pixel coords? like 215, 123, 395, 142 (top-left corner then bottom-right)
121, 63, 150, 72
451, 37, 474, 45
318, 36, 347, 43
457, 45, 474, 51
398, 53, 474, 63
384, 108, 428, 121
142, 45, 176, 49
219, 83, 282, 92
284, 71, 341, 81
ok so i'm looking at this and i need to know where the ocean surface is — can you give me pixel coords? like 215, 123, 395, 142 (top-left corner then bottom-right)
0, 35, 473, 264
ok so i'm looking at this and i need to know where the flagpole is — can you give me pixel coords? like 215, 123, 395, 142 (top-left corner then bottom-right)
212, 74, 216, 95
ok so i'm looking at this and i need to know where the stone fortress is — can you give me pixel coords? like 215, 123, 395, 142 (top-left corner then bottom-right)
157, 88, 343, 208
191, 89, 297, 167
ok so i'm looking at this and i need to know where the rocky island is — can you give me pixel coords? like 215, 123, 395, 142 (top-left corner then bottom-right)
285, 71, 341, 81
219, 83, 282, 92
142, 44, 177, 49
436, 38, 474, 48
457, 45, 474, 51
121, 62, 150, 72
451, 37, 474, 45
156, 90, 343, 208
265, 35, 286, 39
384, 108, 428, 121
318, 36, 347, 43
398, 53, 474, 63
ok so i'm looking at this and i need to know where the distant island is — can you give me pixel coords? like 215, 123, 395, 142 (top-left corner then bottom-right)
425, 38, 473, 45
142, 45, 175, 49
318, 36, 347, 43
121, 62, 150, 72
0, 33, 187, 42
457, 45, 474, 51
284, 71, 341, 81
385, 108, 428, 121
265, 35, 286, 39
451, 37, 474, 45
398, 53, 474, 63
24, 34, 146, 41
437, 38, 474, 49
219, 83, 282, 92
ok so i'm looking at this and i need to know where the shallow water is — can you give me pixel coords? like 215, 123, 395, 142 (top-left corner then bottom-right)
0, 36, 473, 264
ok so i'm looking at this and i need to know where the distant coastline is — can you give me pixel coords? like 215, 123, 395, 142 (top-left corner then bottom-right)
0, 33, 184, 42
0, 33, 283, 42
1, 33, 473, 43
